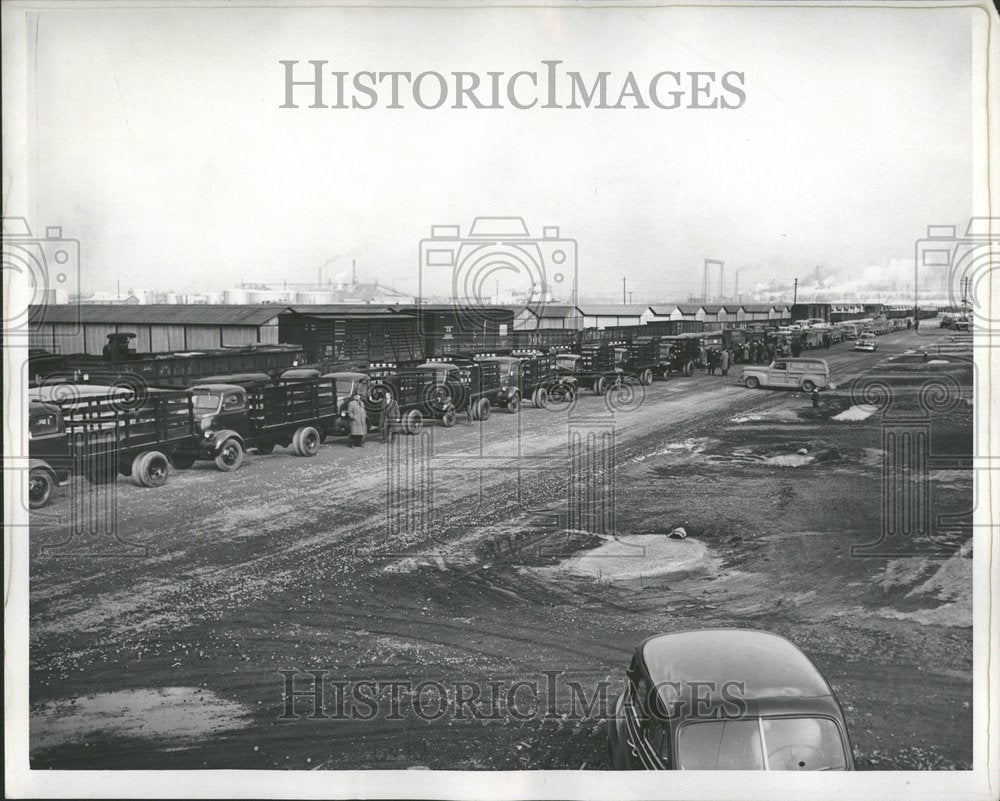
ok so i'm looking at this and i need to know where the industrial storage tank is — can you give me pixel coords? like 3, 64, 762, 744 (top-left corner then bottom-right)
223, 289, 250, 304
295, 291, 338, 304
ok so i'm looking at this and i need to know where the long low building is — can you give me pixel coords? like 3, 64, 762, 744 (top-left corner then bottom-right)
28, 304, 282, 354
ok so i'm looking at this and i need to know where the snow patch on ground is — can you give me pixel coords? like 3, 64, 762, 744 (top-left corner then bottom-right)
30, 687, 251, 752
548, 534, 718, 580
833, 404, 879, 422
877, 543, 972, 628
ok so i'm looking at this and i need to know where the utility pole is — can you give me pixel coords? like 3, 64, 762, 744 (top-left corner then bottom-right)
628, 291, 634, 304
793, 278, 798, 304
622, 276, 627, 304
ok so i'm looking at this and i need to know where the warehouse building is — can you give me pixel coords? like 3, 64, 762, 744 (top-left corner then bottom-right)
512, 303, 584, 331
577, 304, 654, 329
28, 304, 282, 355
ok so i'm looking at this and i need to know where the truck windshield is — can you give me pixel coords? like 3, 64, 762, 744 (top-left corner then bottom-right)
192, 391, 222, 412
677, 717, 847, 771
555, 356, 578, 370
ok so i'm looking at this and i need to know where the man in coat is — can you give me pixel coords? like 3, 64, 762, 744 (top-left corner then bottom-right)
347, 392, 367, 448
379, 395, 400, 444
719, 348, 731, 376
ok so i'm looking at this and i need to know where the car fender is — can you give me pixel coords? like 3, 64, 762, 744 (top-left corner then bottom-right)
207, 429, 245, 453
28, 458, 70, 485
606, 692, 629, 769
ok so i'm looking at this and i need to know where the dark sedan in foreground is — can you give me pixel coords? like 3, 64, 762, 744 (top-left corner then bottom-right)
608, 629, 855, 770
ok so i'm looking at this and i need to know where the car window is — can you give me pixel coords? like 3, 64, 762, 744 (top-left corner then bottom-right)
772, 362, 788, 371
29, 412, 61, 437
762, 717, 847, 771
222, 392, 245, 411
678, 720, 764, 770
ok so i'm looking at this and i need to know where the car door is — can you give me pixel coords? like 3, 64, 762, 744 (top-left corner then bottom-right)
767, 360, 790, 387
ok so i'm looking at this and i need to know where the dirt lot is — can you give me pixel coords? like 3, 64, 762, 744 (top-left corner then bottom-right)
27, 322, 973, 770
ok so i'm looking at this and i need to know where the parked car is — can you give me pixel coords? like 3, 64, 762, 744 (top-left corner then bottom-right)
607, 629, 855, 771
739, 358, 831, 392
27, 400, 73, 508
854, 332, 878, 352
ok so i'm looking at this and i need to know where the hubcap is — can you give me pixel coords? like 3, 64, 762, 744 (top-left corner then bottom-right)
29, 477, 46, 500
223, 446, 238, 465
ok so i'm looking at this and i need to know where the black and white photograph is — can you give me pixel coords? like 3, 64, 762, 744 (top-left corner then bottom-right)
3, 1, 998, 798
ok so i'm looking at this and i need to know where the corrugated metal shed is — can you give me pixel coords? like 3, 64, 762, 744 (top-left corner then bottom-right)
576, 304, 649, 316
29, 304, 285, 326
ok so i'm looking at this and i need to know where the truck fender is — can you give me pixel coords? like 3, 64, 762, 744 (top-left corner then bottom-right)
29, 459, 71, 489
208, 429, 245, 454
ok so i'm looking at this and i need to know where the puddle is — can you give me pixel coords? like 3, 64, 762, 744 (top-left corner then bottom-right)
833, 404, 879, 422
632, 437, 717, 463
547, 534, 719, 581
31, 687, 251, 752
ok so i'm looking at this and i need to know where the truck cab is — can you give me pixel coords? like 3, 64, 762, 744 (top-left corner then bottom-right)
28, 400, 73, 508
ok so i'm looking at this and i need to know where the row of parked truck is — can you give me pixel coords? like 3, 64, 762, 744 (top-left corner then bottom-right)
23, 325, 857, 509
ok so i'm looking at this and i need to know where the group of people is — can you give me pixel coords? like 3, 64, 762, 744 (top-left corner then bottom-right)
344, 391, 405, 447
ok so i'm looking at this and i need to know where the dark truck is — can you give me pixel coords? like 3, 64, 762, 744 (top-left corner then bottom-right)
30, 386, 200, 494
27, 400, 73, 508
423, 358, 504, 421
554, 344, 623, 395
472, 350, 578, 411
177, 377, 339, 470
611, 338, 666, 385
659, 332, 714, 375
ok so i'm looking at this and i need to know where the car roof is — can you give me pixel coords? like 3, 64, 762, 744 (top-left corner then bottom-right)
324, 371, 369, 381
475, 355, 519, 363
776, 357, 829, 366
191, 383, 247, 393
639, 629, 840, 720
29, 399, 61, 416
198, 372, 271, 384
419, 362, 459, 370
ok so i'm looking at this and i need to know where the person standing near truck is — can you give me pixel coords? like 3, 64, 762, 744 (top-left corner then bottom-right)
379, 395, 400, 445
720, 348, 731, 376
347, 392, 367, 448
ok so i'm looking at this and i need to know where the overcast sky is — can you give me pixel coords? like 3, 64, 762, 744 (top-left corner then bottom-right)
11, 3, 979, 300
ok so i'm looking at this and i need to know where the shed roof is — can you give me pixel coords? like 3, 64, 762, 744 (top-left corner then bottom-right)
577, 304, 650, 316
29, 304, 284, 326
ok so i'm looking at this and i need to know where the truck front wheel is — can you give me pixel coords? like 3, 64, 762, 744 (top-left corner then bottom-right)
683, 361, 694, 376
506, 394, 520, 414
532, 387, 549, 409
28, 467, 54, 509
477, 398, 491, 421
593, 377, 607, 395
441, 409, 456, 428
639, 368, 653, 386
215, 438, 245, 472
